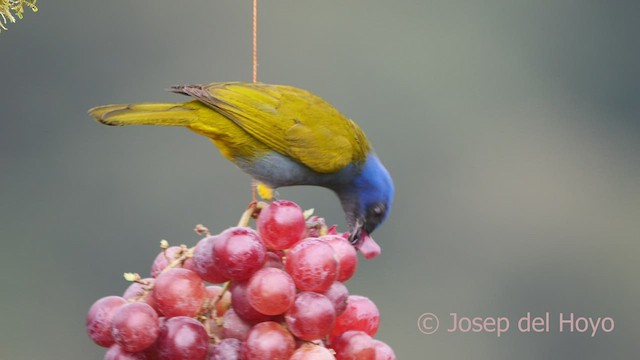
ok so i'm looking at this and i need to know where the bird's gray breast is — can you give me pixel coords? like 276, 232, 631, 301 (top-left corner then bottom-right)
235, 152, 357, 189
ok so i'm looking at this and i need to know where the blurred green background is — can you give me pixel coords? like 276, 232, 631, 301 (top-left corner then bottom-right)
1, 1, 639, 359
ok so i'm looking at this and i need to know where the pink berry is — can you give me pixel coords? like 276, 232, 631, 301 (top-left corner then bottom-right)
122, 278, 156, 310
229, 280, 271, 322
212, 227, 267, 280
222, 309, 252, 341
111, 302, 159, 353
262, 251, 284, 269
208, 338, 244, 360
153, 268, 206, 317
332, 331, 375, 360
319, 235, 358, 282
243, 321, 295, 360
104, 344, 151, 360
372, 340, 396, 360
285, 238, 338, 292
156, 316, 209, 360
257, 200, 306, 250
285, 292, 336, 341
151, 246, 188, 278
290, 344, 335, 360
323, 282, 349, 316
86, 296, 127, 347
192, 236, 230, 284
247, 267, 296, 315
331, 296, 380, 339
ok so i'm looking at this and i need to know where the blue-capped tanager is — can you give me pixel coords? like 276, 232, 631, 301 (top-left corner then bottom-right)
89, 82, 394, 256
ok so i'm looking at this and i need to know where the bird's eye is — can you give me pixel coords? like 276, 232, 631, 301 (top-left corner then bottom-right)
371, 204, 385, 218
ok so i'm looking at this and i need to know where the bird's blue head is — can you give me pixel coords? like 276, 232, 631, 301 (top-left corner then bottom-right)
336, 154, 394, 249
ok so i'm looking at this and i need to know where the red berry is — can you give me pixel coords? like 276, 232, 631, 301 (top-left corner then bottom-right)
323, 282, 349, 316
104, 344, 151, 360
243, 321, 295, 360
331, 296, 380, 339
285, 239, 338, 292
290, 344, 335, 360
111, 302, 159, 353
319, 235, 358, 282
123, 278, 156, 310
153, 268, 206, 317
347, 231, 381, 260
212, 227, 267, 280
182, 256, 199, 274
247, 267, 296, 315
156, 317, 209, 360
285, 292, 336, 341
229, 281, 271, 322
331, 331, 375, 360
257, 200, 306, 250
151, 246, 188, 278
86, 199, 391, 359
193, 236, 230, 284
209, 338, 244, 360
262, 251, 284, 270
87, 296, 127, 347
222, 308, 252, 341
372, 340, 396, 360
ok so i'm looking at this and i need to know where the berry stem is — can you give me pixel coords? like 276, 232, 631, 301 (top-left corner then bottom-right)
164, 247, 194, 271
212, 281, 231, 315
237, 201, 267, 227
194, 224, 211, 237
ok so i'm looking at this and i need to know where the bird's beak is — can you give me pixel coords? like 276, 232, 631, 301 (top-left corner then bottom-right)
349, 224, 381, 259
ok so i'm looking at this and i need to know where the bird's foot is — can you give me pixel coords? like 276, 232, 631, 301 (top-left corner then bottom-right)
256, 182, 276, 200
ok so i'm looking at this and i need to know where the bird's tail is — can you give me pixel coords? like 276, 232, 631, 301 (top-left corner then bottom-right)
88, 103, 198, 127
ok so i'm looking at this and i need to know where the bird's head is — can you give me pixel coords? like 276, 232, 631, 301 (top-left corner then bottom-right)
337, 154, 394, 257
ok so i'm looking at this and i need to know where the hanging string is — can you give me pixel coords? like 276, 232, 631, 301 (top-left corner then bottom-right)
252, 0, 258, 83
250, 0, 259, 201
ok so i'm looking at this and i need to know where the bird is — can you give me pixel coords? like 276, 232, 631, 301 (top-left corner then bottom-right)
89, 82, 393, 257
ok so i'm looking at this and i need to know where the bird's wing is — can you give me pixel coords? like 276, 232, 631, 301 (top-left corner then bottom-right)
169, 83, 370, 173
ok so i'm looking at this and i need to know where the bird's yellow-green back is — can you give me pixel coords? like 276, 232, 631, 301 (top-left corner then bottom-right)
90, 82, 371, 174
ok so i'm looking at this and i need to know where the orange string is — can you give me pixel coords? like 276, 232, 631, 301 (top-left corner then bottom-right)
252, 0, 258, 83
251, 0, 259, 201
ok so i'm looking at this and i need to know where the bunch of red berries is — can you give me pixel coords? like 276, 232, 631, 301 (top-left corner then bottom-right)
86, 200, 396, 359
